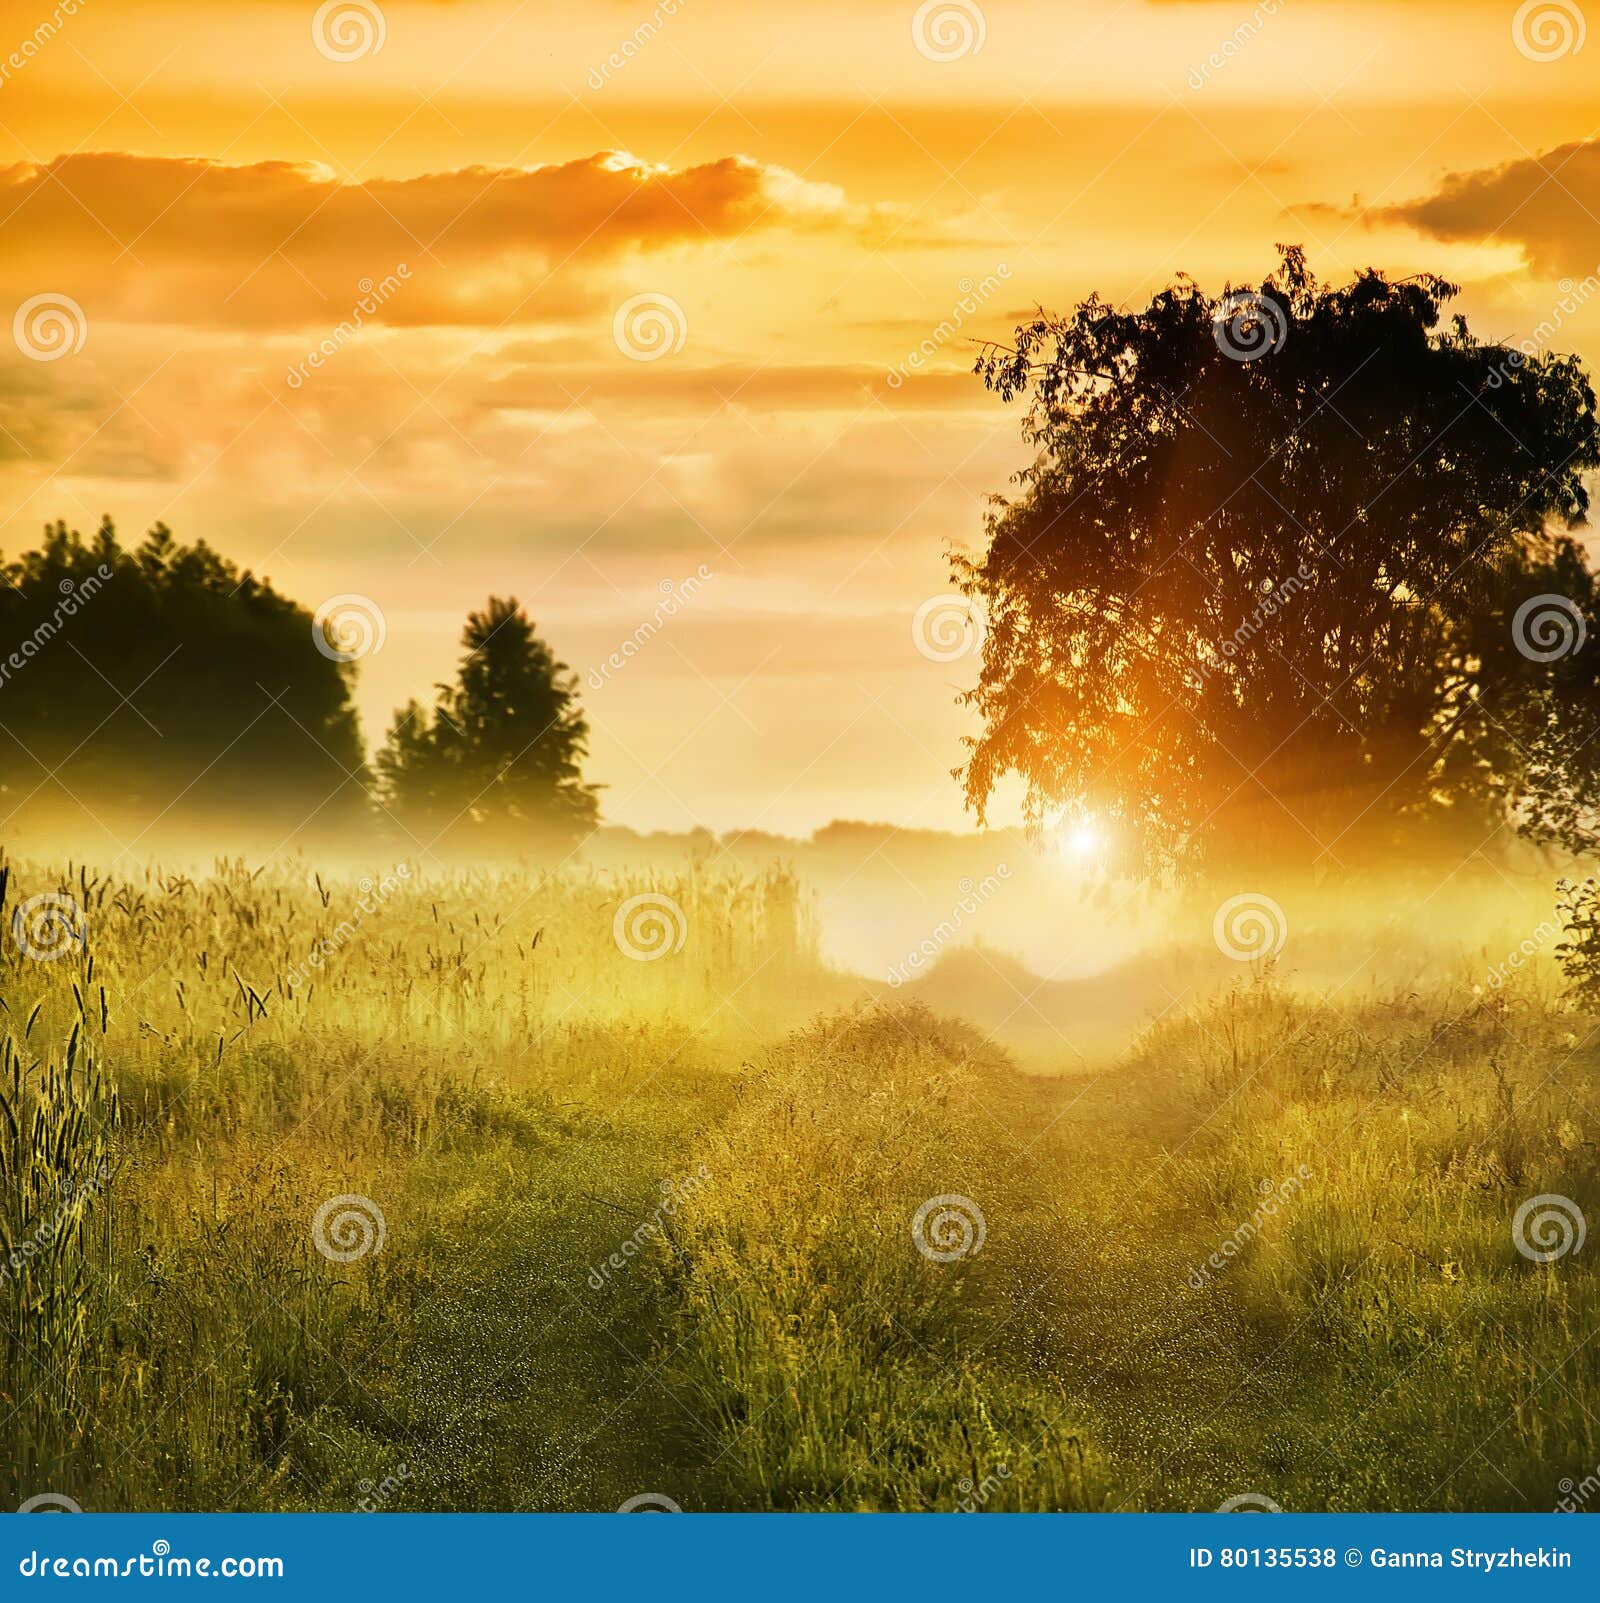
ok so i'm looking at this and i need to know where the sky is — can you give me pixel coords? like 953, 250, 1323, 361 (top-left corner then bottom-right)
2, 0, 1598, 835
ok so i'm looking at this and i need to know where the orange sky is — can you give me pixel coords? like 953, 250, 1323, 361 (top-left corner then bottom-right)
3, 0, 1598, 833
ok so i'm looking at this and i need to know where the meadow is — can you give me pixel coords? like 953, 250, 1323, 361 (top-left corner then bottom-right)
1, 854, 1596, 1513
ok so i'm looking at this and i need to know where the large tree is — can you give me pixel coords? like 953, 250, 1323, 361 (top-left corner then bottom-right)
958, 249, 1600, 873
377, 597, 598, 850
0, 518, 368, 844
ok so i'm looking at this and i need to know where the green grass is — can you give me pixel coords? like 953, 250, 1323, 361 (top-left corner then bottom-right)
1, 859, 1596, 1511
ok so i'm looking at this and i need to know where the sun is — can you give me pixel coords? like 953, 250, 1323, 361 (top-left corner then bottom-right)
1062, 819, 1101, 859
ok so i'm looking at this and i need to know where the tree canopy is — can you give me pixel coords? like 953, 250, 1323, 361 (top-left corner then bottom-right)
0, 518, 368, 846
959, 248, 1600, 874
377, 596, 599, 852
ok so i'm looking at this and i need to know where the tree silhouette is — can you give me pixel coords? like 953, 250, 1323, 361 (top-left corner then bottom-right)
377, 597, 598, 850
959, 249, 1600, 873
0, 518, 368, 846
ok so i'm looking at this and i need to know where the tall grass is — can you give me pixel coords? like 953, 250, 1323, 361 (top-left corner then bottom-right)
655, 1003, 1117, 1510
0, 856, 827, 1510
0, 942, 119, 1495
0, 855, 1594, 1510
1009, 977, 1600, 1510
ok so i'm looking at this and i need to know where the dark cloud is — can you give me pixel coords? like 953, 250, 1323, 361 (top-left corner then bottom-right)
1374, 140, 1600, 277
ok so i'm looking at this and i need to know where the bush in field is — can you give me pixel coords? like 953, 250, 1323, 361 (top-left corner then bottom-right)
1555, 875, 1600, 1006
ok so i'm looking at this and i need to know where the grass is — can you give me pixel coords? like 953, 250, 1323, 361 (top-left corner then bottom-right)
0, 856, 1596, 1511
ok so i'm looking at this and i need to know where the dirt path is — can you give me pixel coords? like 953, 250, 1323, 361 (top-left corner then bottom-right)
954, 1045, 1295, 1510
311, 1074, 733, 1511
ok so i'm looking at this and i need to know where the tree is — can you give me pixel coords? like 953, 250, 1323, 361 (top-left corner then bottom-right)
0, 518, 368, 845
377, 597, 599, 850
958, 248, 1600, 874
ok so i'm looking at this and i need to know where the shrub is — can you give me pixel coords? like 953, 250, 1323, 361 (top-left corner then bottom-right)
1555, 875, 1600, 1006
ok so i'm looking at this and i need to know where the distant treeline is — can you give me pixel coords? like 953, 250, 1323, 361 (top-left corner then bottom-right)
0, 519, 596, 856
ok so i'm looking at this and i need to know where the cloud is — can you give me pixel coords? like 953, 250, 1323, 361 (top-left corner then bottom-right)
1373, 140, 1600, 277
0, 149, 895, 331
0, 326, 1004, 543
